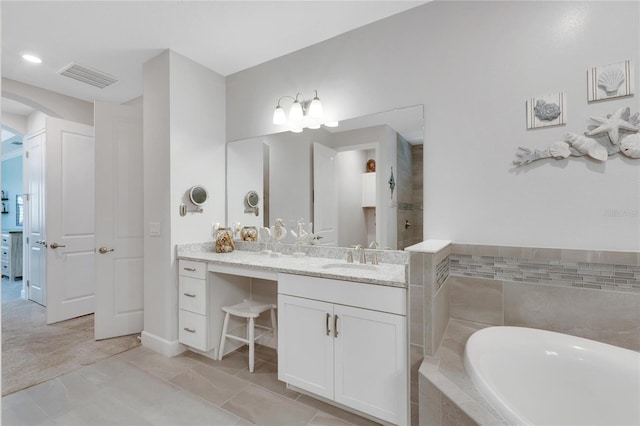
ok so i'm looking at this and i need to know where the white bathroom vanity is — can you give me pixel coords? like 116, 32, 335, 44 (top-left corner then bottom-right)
176, 243, 408, 425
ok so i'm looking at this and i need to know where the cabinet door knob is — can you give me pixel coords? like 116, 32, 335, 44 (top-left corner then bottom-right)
183, 327, 196, 333
50, 242, 66, 249
334, 315, 339, 338
183, 292, 196, 298
326, 313, 331, 336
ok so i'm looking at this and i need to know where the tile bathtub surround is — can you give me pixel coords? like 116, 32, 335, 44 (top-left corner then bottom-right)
504, 281, 640, 351
450, 254, 640, 293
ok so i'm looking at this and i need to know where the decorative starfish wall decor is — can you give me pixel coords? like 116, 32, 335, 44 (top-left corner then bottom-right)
514, 107, 640, 166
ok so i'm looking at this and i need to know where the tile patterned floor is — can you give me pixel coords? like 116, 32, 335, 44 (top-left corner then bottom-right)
2, 345, 381, 426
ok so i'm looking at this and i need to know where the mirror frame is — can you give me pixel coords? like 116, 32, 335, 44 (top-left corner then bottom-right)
189, 185, 208, 206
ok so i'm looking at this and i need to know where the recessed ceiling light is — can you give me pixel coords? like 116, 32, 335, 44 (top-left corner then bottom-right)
22, 54, 42, 64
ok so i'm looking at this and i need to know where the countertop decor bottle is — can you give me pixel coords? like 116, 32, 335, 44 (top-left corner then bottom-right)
215, 228, 235, 253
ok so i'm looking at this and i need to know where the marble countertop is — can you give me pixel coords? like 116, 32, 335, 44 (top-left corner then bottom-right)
177, 249, 407, 288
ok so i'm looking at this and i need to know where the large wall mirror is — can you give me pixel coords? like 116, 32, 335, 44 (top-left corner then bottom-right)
226, 105, 424, 250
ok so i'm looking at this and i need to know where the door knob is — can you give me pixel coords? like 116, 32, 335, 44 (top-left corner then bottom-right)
98, 247, 114, 254
50, 242, 66, 249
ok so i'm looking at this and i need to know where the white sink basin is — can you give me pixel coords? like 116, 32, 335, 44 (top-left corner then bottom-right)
321, 263, 377, 271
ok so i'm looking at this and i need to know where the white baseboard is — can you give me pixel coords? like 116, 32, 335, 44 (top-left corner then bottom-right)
141, 331, 187, 357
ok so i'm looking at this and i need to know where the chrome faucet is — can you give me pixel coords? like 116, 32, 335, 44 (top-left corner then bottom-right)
368, 242, 379, 265
353, 244, 366, 264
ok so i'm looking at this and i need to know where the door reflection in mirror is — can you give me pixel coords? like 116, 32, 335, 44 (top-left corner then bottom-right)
226, 105, 424, 250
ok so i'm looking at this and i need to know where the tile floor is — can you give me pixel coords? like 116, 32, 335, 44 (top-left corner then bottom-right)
2, 344, 381, 426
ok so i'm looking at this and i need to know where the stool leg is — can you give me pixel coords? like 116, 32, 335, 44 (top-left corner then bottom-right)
248, 317, 255, 373
218, 312, 230, 361
270, 308, 278, 353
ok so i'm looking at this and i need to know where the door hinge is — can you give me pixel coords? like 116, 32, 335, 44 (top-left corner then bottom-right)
27, 280, 30, 287
25, 193, 30, 201
26, 237, 29, 244
25, 151, 29, 159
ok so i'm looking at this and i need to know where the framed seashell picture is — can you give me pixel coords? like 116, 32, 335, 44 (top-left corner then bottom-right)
587, 60, 634, 102
526, 92, 566, 129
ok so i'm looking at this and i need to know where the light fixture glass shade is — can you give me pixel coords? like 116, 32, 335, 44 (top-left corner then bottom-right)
308, 96, 323, 118
273, 105, 287, 125
308, 124, 321, 129
324, 121, 339, 127
291, 128, 304, 133
22, 54, 42, 64
289, 100, 304, 121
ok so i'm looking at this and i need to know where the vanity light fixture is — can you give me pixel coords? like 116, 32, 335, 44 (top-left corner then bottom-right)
291, 128, 304, 133
324, 121, 340, 127
272, 90, 324, 125
22, 54, 42, 64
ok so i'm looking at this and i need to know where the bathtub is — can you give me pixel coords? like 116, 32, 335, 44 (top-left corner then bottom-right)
464, 326, 640, 426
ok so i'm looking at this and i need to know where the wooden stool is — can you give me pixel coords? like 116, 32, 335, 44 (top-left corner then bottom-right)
218, 299, 277, 372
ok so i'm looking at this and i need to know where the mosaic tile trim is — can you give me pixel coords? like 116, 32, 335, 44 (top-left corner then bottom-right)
436, 255, 450, 290
449, 254, 640, 293
397, 202, 423, 211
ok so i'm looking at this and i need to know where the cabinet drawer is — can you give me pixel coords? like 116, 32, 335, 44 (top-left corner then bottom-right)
178, 260, 207, 279
278, 273, 406, 316
179, 310, 208, 351
179, 276, 207, 315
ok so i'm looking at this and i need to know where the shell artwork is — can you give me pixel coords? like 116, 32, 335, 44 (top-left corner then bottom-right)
513, 107, 640, 166
534, 100, 561, 121
549, 141, 571, 159
598, 67, 626, 96
620, 133, 640, 158
565, 133, 608, 162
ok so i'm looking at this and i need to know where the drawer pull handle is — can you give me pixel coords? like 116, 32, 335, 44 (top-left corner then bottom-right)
183, 292, 196, 298
183, 267, 197, 272
334, 315, 339, 338
325, 313, 331, 336
183, 327, 196, 333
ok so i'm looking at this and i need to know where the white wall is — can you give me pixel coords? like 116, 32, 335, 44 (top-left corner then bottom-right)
2, 112, 27, 135
264, 131, 314, 227
3, 78, 93, 126
226, 1, 640, 251
336, 149, 368, 247
143, 50, 226, 354
227, 138, 265, 228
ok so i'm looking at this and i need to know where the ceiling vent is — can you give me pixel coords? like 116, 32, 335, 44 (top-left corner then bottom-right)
59, 63, 118, 89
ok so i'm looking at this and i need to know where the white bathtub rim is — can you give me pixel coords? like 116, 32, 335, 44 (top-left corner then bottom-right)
463, 326, 640, 426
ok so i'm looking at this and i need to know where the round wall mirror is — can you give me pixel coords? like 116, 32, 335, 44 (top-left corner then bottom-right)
245, 191, 259, 208
189, 185, 208, 206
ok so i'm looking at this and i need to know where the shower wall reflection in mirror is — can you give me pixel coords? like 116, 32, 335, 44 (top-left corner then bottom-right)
226, 105, 424, 250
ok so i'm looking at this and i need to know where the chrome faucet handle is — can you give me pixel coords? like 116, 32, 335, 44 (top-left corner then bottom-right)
359, 247, 366, 264
347, 250, 354, 263
371, 250, 378, 265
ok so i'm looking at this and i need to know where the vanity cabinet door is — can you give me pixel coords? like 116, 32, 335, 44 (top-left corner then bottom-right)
333, 304, 407, 425
278, 294, 334, 400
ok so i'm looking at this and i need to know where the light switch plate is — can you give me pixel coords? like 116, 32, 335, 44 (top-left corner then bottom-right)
149, 222, 161, 237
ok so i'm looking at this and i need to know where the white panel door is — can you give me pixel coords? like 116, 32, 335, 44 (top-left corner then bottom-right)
45, 118, 95, 324
334, 304, 407, 425
313, 142, 338, 246
94, 102, 144, 340
26, 131, 46, 306
278, 294, 334, 400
